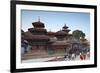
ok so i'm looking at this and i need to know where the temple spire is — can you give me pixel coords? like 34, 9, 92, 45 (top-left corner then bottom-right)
64, 23, 66, 26
62, 23, 70, 33
63, 23, 68, 29
38, 16, 40, 22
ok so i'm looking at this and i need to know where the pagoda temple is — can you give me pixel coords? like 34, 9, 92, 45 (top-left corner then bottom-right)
21, 18, 74, 60
62, 24, 70, 33
22, 18, 51, 56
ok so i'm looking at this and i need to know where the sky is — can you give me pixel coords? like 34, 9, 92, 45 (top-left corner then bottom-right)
21, 10, 90, 40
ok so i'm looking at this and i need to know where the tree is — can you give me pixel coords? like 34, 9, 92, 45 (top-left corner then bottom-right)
72, 30, 81, 40
72, 30, 86, 40
81, 32, 85, 39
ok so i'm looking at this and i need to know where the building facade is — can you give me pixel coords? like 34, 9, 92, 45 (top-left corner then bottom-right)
21, 18, 89, 60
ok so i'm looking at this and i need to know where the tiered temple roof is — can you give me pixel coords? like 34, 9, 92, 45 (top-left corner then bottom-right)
32, 21, 45, 28
24, 31, 49, 41
32, 17, 45, 28
22, 18, 73, 48
55, 30, 67, 36
24, 18, 50, 41
62, 24, 70, 33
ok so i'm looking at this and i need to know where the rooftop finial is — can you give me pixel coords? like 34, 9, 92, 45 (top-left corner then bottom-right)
64, 23, 66, 26
63, 23, 68, 29
38, 16, 40, 22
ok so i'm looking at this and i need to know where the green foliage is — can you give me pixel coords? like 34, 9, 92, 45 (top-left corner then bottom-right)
72, 30, 86, 40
